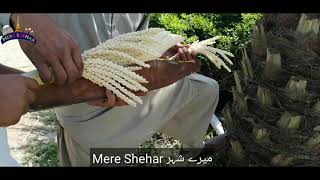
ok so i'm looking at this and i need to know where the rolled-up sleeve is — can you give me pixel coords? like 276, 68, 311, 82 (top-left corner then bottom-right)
0, 13, 11, 35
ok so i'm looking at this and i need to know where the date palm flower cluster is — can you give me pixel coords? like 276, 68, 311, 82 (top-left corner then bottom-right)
82, 28, 234, 107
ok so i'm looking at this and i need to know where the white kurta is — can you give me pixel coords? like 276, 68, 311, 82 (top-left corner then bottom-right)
0, 13, 222, 166
0, 128, 19, 166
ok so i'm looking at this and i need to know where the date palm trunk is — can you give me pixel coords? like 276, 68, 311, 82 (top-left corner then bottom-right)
224, 13, 320, 166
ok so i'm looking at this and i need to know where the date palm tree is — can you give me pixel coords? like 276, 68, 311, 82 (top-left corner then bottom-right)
224, 13, 320, 166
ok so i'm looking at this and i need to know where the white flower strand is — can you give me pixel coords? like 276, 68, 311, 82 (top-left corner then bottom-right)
106, 42, 161, 61
198, 36, 220, 46
206, 47, 234, 65
80, 28, 234, 107
106, 68, 148, 92
99, 73, 143, 106
84, 58, 148, 83
83, 58, 148, 106
83, 49, 150, 68
198, 50, 222, 68
106, 35, 159, 45
190, 36, 234, 72
95, 64, 148, 92
126, 66, 143, 71
92, 66, 148, 92
82, 70, 138, 107
94, 68, 140, 91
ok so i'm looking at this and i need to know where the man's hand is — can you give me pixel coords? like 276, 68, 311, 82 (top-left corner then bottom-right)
88, 43, 199, 107
87, 89, 117, 108
0, 74, 39, 127
30, 59, 200, 111
11, 13, 83, 85
87, 89, 147, 107
161, 43, 198, 61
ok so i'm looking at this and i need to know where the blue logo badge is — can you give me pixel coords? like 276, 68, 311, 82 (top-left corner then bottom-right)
1, 16, 36, 44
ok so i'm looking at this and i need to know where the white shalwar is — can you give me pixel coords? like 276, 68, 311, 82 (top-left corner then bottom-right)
0, 128, 19, 166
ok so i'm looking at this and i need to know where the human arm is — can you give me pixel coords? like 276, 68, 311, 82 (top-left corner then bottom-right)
0, 73, 39, 127
0, 64, 23, 74
9, 13, 83, 85
0, 58, 200, 111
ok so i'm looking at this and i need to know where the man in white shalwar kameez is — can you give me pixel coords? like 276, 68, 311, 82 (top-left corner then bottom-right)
0, 13, 226, 166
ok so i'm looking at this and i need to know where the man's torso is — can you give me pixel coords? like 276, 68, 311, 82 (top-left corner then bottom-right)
48, 13, 148, 52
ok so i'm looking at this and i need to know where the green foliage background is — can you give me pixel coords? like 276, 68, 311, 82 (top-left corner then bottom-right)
149, 13, 262, 111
